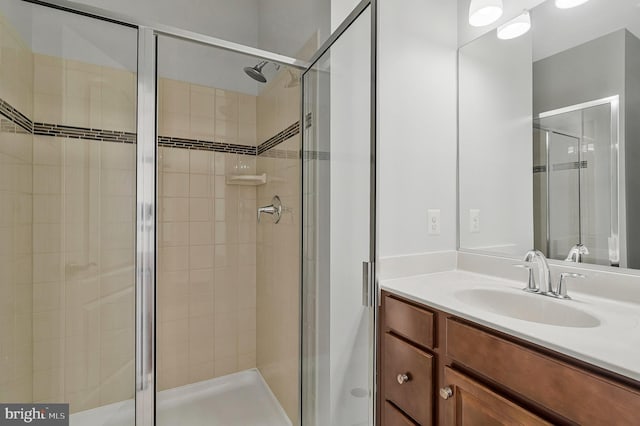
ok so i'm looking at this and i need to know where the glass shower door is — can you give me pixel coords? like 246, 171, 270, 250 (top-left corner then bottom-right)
301, 4, 375, 425
0, 1, 138, 424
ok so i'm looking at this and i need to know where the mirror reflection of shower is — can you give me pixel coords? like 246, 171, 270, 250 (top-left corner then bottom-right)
243, 61, 299, 88
533, 96, 620, 267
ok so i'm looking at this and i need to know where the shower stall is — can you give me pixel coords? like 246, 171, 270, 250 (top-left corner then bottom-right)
0, 0, 376, 425
533, 96, 620, 266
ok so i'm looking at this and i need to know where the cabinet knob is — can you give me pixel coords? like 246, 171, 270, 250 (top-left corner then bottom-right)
439, 386, 453, 400
396, 373, 410, 384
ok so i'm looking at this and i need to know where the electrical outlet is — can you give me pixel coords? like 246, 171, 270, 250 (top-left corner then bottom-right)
428, 209, 441, 235
470, 209, 480, 233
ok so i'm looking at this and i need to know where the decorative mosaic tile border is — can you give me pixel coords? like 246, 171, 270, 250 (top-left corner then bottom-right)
0, 95, 302, 156
257, 122, 300, 155
158, 136, 257, 155
533, 160, 588, 174
0, 98, 32, 133
302, 150, 331, 161
259, 148, 300, 159
34, 122, 136, 143
0, 118, 30, 135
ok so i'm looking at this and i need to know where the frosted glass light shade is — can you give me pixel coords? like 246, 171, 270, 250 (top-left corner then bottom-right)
497, 11, 531, 40
469, 0, 504, 27
555, 0, 590, 8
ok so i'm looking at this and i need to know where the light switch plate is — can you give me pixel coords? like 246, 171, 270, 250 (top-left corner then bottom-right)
428, 209, 441, 235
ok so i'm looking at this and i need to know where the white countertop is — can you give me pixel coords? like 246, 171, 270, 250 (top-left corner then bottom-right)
381, 270, 640, 382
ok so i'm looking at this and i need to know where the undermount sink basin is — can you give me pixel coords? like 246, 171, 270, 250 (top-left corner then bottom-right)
455, 288, 601, 328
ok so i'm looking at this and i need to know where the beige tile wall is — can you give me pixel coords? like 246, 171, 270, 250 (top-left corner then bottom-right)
256, 72, 300, 145
30, 137, 136, 412
29, 51, 137, 413
157, 148, 257, 390
256, 65, 303, 423
159, 78, 257, 145
34, 54, 136, 132
0, 14, 33, 117
156, 79, 259, 391
0, 13, 33, 404
0, 128, 33, 403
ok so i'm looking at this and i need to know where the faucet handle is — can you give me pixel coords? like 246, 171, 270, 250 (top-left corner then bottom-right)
554, 272, 586, 299
513, 263, 538, 293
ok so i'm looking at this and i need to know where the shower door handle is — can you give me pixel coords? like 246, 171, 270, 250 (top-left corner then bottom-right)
362, 261, 375, 307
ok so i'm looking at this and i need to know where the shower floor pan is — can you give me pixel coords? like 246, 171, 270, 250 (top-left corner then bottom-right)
70, 369, 292, 426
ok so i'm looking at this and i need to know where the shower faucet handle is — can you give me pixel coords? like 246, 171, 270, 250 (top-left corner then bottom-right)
257, 195, 282, 224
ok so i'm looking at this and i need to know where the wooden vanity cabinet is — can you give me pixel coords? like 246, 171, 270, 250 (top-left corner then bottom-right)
441, 367, 550, 426
378, 290, 640, 426
380, 293, 436, 425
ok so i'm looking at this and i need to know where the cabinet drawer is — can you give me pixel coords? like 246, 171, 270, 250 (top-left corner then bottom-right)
446, 319, 640, 425
384, 332, 433, 425
385, 295, 434, 348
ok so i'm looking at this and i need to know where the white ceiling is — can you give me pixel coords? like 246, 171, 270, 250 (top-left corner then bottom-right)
459, 0, 640, 62
531, 0, 640, 61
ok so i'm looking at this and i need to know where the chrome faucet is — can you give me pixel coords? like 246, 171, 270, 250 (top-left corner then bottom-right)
516, 250, 586, 300
522, 250, 552, 294
565, 243, 589, 263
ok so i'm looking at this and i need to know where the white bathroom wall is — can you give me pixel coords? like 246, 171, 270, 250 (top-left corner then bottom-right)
331, 0, 362, 31
257, 0, 330, 60
458, 30, 533, 255
73, 0, 259, 47
378, 0, 458, 257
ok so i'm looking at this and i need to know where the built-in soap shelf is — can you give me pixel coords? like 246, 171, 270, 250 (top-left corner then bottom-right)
225, 173, 267, 186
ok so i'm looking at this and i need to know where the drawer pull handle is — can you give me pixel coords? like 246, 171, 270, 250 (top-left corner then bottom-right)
396, 373, 410, 384
439, 386, 453, 400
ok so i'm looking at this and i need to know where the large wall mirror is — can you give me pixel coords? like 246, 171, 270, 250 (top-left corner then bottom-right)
458, 0, 640, 270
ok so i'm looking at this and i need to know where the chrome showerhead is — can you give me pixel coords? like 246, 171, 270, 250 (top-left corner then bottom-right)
243, 61, 268, 83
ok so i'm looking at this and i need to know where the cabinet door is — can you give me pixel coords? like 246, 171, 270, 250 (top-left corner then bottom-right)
441, 368, 551, 426
383, 401, 417, 426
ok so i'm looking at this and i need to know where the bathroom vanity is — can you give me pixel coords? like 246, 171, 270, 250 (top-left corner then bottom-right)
377, 271, 640, 426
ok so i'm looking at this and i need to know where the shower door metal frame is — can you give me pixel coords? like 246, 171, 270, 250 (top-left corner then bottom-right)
136, 27, 157, 426
300, 0, 379, 424
19, 1, 307, 425
22, 0, 308, 69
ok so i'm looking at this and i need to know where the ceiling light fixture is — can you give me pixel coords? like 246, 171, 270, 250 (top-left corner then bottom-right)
555, 0, 590, 9
469, 0, 504, 27
497, 11, 531, 40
